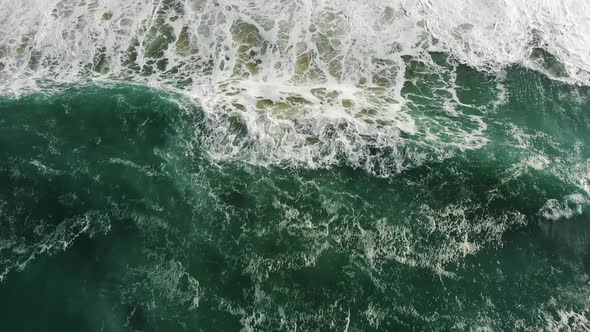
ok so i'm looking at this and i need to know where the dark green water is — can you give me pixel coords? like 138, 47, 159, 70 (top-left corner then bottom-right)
0, 67, 589, 331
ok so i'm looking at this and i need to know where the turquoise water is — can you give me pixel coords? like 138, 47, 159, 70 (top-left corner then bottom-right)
0, 65, 589, 330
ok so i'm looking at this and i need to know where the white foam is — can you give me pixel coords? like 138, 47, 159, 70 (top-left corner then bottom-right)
540, 194, 588, 221
545, 309, 590, 331
423, 0, 590, 84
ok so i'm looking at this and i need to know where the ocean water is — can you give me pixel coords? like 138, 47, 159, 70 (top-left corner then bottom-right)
0, 0, 589, 331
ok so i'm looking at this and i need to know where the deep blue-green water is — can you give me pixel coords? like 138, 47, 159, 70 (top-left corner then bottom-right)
0, 66, 589, 331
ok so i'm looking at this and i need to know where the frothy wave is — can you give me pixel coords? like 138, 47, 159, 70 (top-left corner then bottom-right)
0, 0, 588, 172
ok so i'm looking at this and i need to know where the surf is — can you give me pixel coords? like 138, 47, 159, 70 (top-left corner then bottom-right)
0, 0, 589, 174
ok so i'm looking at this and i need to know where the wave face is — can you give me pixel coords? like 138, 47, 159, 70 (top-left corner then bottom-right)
0, 1, 589, 331
0, 0, 589, 173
